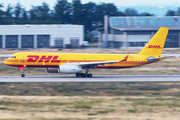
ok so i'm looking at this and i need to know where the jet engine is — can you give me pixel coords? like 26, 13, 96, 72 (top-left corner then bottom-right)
59, 65, 82, 74
46, 65, 82, 74
46, 68, 59, 73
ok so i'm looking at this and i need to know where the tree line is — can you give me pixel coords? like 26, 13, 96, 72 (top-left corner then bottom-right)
165, 8, 180, 16
0, 0, 154, 32
0, 0, 180, 39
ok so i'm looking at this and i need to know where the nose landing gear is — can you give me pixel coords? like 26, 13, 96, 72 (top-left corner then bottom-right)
19, 67, 25, 77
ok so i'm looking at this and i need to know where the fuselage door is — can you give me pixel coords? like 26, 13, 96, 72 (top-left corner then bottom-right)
20, 54, 26, 63
137, 56, 141, 64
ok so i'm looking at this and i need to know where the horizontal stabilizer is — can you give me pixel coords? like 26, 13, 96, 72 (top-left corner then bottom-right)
147, 56, 169, 62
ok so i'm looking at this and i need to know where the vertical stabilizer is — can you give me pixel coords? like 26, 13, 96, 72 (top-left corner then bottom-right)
138, 27, 169, 56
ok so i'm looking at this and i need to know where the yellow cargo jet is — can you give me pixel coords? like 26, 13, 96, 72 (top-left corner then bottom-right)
4, 27, 169, 77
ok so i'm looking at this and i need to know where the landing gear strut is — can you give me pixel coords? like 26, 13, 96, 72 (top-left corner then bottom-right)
76, 67, 93, 78
19, 67, 25, 77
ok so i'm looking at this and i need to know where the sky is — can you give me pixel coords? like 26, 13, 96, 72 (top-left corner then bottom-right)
1, 0, 180, 9
1, 0, 180, 16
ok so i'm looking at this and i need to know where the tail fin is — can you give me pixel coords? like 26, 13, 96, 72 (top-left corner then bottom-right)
138, 27, 169, 56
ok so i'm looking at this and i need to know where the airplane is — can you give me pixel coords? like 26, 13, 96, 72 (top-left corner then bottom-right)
4, 27, 169, 78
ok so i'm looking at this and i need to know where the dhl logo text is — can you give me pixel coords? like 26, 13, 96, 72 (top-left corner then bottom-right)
27, 55, 61, 63
146, 45, 162, 49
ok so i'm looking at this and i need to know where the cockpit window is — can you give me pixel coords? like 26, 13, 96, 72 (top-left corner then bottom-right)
9, 56, 16, 59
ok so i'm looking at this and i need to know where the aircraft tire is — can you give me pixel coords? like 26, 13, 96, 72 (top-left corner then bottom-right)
84, 74, 88, 77
76, 73, 80, 77
80, 73, 85, 77
88, 73, 92, 77
21, 74, 25, 77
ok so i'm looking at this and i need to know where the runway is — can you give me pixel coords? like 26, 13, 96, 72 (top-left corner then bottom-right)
0, 75, 180, 82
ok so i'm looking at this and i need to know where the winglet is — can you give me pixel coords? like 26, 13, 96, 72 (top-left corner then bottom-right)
121, 54, 129, 62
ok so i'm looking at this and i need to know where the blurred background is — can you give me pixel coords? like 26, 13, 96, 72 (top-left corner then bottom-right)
1, 0, 180, 49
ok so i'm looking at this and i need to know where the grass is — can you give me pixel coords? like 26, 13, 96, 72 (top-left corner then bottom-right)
97, 109, 114, 114
72, 99, 104, 109
0, 95, 180, 119
0, 82, 180, 119
127, 109, 138, 113
87, 109, 115, 115
87, 113, 97, 115
1, 82, 180, 96
0, 107, 9, 110
73, 104, 92, 109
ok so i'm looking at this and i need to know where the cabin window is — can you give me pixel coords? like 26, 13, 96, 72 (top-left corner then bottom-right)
9, 56, 16, 59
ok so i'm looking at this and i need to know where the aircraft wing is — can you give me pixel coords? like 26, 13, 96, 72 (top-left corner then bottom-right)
78, 55, 129, 67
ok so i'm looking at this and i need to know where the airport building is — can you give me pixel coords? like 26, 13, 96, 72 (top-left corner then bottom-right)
0, 24, 84, 49
98, 16, 180, 48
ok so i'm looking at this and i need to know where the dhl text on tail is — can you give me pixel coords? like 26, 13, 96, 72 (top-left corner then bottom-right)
4, 27, 169, 77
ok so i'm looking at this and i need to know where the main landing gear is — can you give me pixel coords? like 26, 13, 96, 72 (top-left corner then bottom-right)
75, 67, 93, 78
76, 73, 92, 78
19, 67, 25, 77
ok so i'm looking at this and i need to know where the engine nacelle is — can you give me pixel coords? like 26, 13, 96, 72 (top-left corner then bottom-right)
46, 68, 59, 73
59, 65, 82, 74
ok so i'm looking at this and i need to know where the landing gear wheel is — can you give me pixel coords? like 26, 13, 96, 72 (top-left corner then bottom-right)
84, 74, 88, 77
88, 73, 92, 78
21, 74, 25, 77
80, 73, 85, 77
76, 73, 80, 77
76, 68, 93, 78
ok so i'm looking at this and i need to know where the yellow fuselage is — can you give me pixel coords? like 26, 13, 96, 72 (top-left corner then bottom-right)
4, 52, 159, 69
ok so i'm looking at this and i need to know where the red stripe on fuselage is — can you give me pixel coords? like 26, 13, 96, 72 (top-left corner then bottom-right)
5, 59, 18, 62
6, 64, 59, 68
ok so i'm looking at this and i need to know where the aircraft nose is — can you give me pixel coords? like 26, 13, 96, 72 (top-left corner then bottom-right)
4, 59, 18, 66
4, 59, 9, 65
